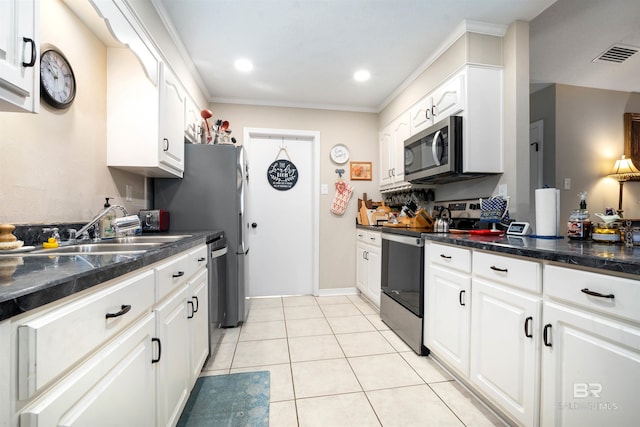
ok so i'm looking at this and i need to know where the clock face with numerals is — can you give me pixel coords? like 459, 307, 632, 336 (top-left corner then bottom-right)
40, 49, 76, 109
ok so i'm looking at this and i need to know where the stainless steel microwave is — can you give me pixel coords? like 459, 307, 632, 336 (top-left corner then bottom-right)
404, 116, 464, 184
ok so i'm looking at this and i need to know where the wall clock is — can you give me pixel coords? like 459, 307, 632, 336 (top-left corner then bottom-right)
40, 48, 76, 109
330, 144, 350, 164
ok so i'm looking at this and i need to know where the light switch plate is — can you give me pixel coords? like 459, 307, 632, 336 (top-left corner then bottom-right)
321, 184, 328, 195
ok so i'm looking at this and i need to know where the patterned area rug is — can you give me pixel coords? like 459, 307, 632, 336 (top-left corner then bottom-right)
177, 371, 270, 427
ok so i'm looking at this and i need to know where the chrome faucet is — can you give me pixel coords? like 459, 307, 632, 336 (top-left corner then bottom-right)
75, 205, 130, 241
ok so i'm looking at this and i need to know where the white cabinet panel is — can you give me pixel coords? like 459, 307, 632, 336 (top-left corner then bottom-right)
355, 230, 381, 307
155, 285, 190, 427
188, 269, 209, 385
17, 270, 154, 400
0, 0, 39, 113
541, 301, 640, 427
379, 113, 410, 189
19, 313, 156, 427
470, 279, 541, 427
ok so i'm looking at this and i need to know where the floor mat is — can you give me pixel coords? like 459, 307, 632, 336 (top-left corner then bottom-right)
177, 371, 270, 427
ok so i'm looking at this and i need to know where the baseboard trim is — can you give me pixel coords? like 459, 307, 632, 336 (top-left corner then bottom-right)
317, 287, 359, 297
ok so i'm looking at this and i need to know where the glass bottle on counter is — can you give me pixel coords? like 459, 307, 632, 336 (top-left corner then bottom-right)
567, 191, 591, 240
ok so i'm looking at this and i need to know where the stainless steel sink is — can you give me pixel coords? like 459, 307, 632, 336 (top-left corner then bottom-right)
31, 242, 162, 255
108, 235, 192, 244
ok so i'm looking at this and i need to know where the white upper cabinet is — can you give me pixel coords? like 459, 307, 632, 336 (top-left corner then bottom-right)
379, 112, 410, 189
0, 0, 39, 113
410, 73, 464, 135
92, 0, 186, 177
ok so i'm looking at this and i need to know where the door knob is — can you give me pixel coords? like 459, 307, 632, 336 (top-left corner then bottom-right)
251, 222, 258, 228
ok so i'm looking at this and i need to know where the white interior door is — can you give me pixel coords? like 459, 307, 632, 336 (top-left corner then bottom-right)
245, 129, 318, 297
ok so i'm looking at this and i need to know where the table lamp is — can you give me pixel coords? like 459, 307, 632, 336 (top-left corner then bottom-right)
608, 155, 640, 217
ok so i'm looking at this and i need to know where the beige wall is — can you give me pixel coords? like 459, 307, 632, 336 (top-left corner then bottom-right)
555, 85, 640, 226
209, 103, 379, 290
0, 0, 147, 225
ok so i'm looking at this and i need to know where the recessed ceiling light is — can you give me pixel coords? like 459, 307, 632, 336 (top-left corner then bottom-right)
234, 58, 253, 72
353, 70, 371, 82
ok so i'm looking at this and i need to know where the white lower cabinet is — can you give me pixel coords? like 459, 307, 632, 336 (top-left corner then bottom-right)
540, 265, 640, 427
355, 230, 381, 307
425, 242, 472, 376
19, 312, 157, 427
155, 284, 191, 427
4, 244, 210, 427
470, 278, 541, 427
188, 269, 210, 386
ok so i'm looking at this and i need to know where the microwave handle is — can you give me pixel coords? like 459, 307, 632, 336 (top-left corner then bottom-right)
431, 130, 443, 166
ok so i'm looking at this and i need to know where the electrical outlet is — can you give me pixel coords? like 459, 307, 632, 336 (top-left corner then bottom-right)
126, 185, 133, 201
498, 184, 507, 197
564, 178, 571, 190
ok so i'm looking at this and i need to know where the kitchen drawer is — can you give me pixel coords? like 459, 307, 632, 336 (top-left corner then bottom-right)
17, 269, 155, 400
544, 265, 640, 324
186, 244, 208, 273
366, 231, 381, 247
429, 242, 471, 273
156, 253, 190, 300
356, 229, 381, 247
473, 251, 541, 293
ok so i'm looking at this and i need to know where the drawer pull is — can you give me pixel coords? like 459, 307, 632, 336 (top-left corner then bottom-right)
490, 265, 508, 273
440, 254, 452, 259
197, 257, 206, 262
581, 288, 615, 299
524, 316, 533, 338
187, 301, 195, 319
543, 324, 552, 347
105, 304, 131, 319
459, 290, 466, 306
151, 338, 161, 363
172, 271, 185, 278
193, 296, 199, 313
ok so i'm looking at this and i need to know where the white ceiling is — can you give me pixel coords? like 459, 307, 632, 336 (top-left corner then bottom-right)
149, 0, 640, 112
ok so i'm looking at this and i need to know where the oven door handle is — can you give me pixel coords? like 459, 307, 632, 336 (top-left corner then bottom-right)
382, 233, 424, 247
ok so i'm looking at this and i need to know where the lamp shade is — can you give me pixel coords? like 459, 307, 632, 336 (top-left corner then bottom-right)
608, 155, 640, 181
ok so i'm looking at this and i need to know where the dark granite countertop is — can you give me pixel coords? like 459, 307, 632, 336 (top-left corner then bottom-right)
356, 225, 640, 276
0, 231, 222, 322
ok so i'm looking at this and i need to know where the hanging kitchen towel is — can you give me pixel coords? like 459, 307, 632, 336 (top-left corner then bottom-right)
330, 181, 353, 215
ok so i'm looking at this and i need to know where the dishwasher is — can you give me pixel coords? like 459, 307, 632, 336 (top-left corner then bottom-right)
207, 233, 228, 360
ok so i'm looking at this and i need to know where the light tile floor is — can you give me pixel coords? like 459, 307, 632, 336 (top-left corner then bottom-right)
201, 294, 506, 427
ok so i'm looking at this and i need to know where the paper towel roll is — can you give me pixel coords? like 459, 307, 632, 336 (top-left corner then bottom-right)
535, 188, 560, 236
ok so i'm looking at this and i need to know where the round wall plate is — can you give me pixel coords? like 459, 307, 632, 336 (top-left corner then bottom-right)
330, 144, 350, 164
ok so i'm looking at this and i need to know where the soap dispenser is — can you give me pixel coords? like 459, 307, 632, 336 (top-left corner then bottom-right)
99, 197, 116, 239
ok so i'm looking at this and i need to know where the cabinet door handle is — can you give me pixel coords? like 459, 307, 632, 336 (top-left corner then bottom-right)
364, 251, 369, 260
197, 257, 206, 262
187, 301, 195, 319
543, 324, 552, 347
151, 338, 161, 363
425, 108, 431, 120
524, 316, 533, 338
172, 271, 185, 278
192, 296, 199, 313
459, 290, 466, 306
105, 304, 131, 319
490, 265, 508, 273
391, 168, 395, 177
581, 288, 614, 299
22, 37, 36, 67
440, 254, 452, 259
163, 138, 169, 151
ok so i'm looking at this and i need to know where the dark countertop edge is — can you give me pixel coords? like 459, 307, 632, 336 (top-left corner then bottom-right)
0, 231, 221, 322
422, 234, 640, 277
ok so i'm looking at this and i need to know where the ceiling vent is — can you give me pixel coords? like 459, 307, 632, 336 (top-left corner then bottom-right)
593, 44, 639, 64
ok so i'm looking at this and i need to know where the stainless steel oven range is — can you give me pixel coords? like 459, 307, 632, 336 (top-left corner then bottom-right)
380, 232, 428, 355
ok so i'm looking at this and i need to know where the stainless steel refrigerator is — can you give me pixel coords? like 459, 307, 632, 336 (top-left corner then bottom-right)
154, 144, 249, 327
